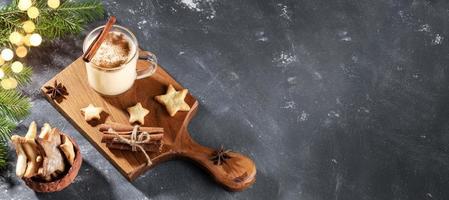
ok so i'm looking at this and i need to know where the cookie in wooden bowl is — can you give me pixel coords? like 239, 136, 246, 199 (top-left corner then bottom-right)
11, 122, 82, 193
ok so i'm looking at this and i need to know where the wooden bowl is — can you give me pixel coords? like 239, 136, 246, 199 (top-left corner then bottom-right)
22, 133, 82, 193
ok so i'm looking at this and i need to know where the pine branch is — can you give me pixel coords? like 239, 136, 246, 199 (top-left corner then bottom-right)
0, 1, 105, 167
0, 0, 23, 44
35, 1, 105, 39
0, 0, 105, 46
0, 142, 7, 169
0, 117, 14, 143
0, 117, 13, 169
0, 90, 30, 122
2, 64, 33, 86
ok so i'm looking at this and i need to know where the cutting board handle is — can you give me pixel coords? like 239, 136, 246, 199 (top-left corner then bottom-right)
178, 130, 257, 191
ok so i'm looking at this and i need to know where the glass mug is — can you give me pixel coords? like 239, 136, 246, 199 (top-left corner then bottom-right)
82, 25, 157, 96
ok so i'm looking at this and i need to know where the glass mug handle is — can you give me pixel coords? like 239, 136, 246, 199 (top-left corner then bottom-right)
136, 50, 158, 79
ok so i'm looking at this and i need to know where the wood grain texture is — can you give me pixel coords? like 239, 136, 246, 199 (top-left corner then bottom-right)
40, 57, 256, 191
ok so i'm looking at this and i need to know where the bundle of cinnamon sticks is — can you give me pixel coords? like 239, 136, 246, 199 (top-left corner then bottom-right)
99, 122, 164, 152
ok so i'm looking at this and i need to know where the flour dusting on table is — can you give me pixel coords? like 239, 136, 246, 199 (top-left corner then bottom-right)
179, 0, 217, 19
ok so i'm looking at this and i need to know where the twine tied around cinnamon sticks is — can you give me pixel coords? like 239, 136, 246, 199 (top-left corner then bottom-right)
99, 123, 164, 166
109, 125, 152, 166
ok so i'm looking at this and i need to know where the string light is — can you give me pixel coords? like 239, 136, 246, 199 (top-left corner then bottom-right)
22, 20, 36, 33
18, 0, 32, 11
0, 69, 4, 79
3, 0, 78, 89
15, 46, 28, 58
29, 33, 42, 46
47, 0, 60, 9
27, 7, 39, 19
1, 79, 9, 89
11, 61, 23, 73
1, 78, 17, 90
23, 34, 32, 46
9, 78, 18, 89
9, 32, 23, 45
1, 49, 14, 61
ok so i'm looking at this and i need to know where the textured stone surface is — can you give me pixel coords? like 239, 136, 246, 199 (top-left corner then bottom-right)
2, 0, 449, 199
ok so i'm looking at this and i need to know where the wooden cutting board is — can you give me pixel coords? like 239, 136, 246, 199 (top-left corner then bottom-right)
40, 56, 256, 191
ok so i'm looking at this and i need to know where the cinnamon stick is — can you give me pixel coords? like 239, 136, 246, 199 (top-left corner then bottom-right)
99, 123, 163, 133
106, 143, 162, 152
104, 139, 162, 146
101, 133, 164, 143
82, 16, 116, 62
100, 130, 163, 135
100, 130, 135, 135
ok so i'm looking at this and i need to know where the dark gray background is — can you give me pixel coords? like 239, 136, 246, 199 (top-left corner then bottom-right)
1, 0, 449, 199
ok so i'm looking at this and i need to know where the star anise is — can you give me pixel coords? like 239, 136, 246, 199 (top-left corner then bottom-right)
44, 80, 68, 102
210, 145, 232, 165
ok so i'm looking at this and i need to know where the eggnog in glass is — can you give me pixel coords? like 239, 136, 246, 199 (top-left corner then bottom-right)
83, 25, 157, 96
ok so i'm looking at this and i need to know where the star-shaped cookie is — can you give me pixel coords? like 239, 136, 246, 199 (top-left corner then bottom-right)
80, 104, 104, 121
127, 102, 149, 124
154, 84, 190, 117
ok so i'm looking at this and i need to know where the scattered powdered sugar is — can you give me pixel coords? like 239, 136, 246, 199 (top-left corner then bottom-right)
228, 71, 239, 80
323, 111, 340, 127
351, 55, 358, 63
255, 31, 268, 42
336, 97, 342, 105
281, 101, 296, 109
273, 51, 298, 68
287, 76, 297, 84
277, 3, 291, 21
179, 0, 217, 19
128, 8, 136, 14
137, 19, 148, 30
245, 118, 254, 128
328, 110, 340, 118
180, 0, 202, 11
313, 71, 322, 80
417, 24, 443, 45
432, 34, 443, 45
357, 107, 370, 113
338, 30, 352, 42
258, 37, 268, 42
341, 36, 352, 42
297, 111, 309, 122
170, 7, 178, 13
418, 24, 431, 32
